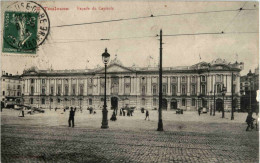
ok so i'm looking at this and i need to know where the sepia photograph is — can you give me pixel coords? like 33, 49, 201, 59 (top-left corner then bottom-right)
1, 1, 259, 162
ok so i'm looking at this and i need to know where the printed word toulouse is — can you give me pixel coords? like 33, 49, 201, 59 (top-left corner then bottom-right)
36, 7, 114, 11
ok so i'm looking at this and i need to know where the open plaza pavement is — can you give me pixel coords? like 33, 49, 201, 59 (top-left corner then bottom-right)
1, 108, 259, 163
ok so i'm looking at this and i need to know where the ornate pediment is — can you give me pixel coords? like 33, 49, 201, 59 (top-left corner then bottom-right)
97, 63, 135, 73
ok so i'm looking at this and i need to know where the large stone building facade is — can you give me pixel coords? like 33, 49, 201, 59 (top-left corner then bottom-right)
1, 71, 22, 107
21, 58, 244, 111
240, 66, 259, 112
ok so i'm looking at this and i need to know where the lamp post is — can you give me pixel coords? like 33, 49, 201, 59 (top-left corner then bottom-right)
221, 85, 226, 118
101, 48, 110, 129
213, 84, 216, 116
157, 29, 163, 131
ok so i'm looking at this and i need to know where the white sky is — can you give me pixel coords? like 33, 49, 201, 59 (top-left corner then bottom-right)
1, 1, 259, 75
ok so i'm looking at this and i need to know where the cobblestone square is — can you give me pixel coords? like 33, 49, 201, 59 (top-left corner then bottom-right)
1, 109, 259, 162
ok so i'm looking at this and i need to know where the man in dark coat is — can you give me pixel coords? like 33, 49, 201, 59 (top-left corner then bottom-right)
246, 112, 255, 131
68, 107, 76, 127
145, 110, 149, 120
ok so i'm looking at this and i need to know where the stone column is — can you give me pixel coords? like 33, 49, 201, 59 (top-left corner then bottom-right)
187, 76, 190, 96
197, 76, 200, 95
177, 76, 180, 95
54, 79, 57, 95
147, 76, 151, 95
61, 79, 64, 96
167, 76, 171, 96
46, 79, 50, 95
76, 78, 79, 95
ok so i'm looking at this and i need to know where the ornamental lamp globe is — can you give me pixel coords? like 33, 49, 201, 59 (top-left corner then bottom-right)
102, 48, 110, 65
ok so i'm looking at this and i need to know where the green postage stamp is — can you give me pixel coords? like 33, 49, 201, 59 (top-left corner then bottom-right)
3, 11, 38, 54
2, 1, 50, 55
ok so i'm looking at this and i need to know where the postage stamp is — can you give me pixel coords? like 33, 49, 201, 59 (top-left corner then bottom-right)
2, 1, 50, 54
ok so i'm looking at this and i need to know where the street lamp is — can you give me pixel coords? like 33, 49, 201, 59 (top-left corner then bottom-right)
157, 29, 163, 131
101, 48, 110, 129
221, 85, 226, 118
213, 84, 216, 116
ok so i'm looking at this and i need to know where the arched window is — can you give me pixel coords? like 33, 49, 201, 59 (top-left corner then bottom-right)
171, 77, 177, 83
181, 76, 186, 83
191, 76, 196, 83
172, 85, 177, 95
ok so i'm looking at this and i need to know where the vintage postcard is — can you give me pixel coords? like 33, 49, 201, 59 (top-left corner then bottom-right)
1, 1, 259, 162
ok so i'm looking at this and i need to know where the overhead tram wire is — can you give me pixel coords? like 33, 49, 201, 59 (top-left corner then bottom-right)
51, 7, 257, 28
222, 2, 248, 32
46, 31, 258, 45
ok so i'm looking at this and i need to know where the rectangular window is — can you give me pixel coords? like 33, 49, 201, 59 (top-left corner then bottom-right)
41, 98, 45, 104
191, 85, 196, 95
191, 76, 196, 83
3, 91, 5, 96
171, 85, 176, 95
201, 76, 206, 82
89, 99, 92, 105
17, 85, 20, 89
153, 99, 157, 106
142, 86, 146, 95
192, 99, 196, 106
31, 79, 34, 83
152, 77, 157, 84
162, 85, 167, 95
79, 85, 84, 95
57, 85, 61, 95
182, 99, 186, 106
216, 75, 221, 82
50, 86, 54, 95
152, 85, 157, 95
125, 84, 130, 95
42, 79, 45, 84
72, 85, 76, 95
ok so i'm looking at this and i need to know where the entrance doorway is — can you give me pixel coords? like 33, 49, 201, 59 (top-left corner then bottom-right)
111, 97, 118, 110
162, 98, 167, 110
170, 99, 177, 109
216, 99, 223, 112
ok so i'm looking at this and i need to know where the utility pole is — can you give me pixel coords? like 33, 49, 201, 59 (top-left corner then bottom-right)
231, 71, 234, 120
157, 29, 163, 131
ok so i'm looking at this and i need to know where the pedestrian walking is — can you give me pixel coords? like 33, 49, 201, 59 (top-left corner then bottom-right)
68, 107, 76, 127
246, 112, 255, 131
198, 107, 201, 116
145, 110, 149, 120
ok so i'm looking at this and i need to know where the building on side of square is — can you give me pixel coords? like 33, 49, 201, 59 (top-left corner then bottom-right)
21, 58, 244, 111
240, 66, 259, 112
1, 71, 22, 107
